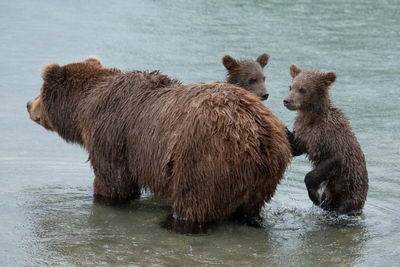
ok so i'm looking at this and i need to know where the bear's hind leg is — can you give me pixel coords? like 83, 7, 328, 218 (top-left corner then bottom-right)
305, 157, 341, 207
327, 198, 363, 216
162, 192, 223, 234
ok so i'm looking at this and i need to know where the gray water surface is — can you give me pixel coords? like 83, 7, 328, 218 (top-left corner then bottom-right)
1, 0, 399, 266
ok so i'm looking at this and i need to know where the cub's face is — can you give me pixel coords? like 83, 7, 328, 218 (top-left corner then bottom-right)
284, 70, 317, 111
284, 64, 336, 111
239, 61, 268, 99
223, 53, 270, 101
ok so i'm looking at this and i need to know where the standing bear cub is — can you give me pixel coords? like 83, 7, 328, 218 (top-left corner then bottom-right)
284, 64, 368, 215
27, 56, 291, 232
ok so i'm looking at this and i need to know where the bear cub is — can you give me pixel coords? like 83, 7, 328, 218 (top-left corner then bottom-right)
223, 53, 270, 101
284, 64, 368, 215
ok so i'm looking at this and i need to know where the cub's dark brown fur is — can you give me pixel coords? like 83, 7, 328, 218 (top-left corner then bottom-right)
284, 64, 368, 215
27, 57, 291, 228
223, 53, 270, 101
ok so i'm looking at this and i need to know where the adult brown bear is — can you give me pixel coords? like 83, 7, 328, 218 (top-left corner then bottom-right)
27, 56, 291, 232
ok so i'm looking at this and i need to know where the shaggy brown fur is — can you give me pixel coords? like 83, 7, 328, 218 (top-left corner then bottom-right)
223, 54, 270, 101
27, 57, 291, 227
284, 64, 368, 215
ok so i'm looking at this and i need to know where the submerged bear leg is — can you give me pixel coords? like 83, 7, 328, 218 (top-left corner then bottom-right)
229, 200, 264, 227
323, 198, 363, 216
305, 157, 341, 206
90, 150, 141, 204
161, 198, 218, 234
92, 176, 141, 205
159, 213, 214, 235
93, 176, 113, 199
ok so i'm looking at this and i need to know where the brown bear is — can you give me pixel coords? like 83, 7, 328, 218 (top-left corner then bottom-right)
283, 64, 368, 215
222, 53, 270, 101
27, 56, 291, 232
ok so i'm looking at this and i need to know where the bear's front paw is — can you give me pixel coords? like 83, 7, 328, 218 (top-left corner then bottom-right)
160, 214, 213, 235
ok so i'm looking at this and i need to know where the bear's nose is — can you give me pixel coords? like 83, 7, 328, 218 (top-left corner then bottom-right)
283, 99, 289, 105
261, 93, 269, 101
26, 101, 31, 111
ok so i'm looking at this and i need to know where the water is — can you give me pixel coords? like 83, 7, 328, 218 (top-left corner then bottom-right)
1, 0, 399, 265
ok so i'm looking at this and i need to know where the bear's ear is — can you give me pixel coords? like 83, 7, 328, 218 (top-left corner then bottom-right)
42, 63, 62, 81
256, 53, 269, 68
222, 55, 239, 71
85, 56, 102, 67
290, 64, 302, 78
321, 71, 336, 87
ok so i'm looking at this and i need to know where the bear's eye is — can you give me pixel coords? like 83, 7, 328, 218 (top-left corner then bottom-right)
248, 78, 257, 84
263, 76, 266, 81
299, 88, 306, 94
289, 85, 292, 91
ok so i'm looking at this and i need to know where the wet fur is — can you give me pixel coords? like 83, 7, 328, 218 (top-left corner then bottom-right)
285, 65, 368, 215
28, 57, 291, 227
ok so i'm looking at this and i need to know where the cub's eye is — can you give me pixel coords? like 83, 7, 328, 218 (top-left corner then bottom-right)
289, 85, 292, 91
299, 88, 306, 94
248, 78, 257, 84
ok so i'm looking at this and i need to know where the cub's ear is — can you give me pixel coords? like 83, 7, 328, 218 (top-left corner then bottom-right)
290, 64, 302, 78
256, 53, 269, 68
42, 63, 62, 81
222, 55, 239, 71
321, 71, 336, 87
85, 56, 102, 67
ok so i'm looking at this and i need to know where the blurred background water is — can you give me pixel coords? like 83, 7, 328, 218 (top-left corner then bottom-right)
0, 0, 399, 266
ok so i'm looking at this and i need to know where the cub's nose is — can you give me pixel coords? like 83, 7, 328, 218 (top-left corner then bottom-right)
26, 101, 31, 111
283, 99, 289, 105
261, 93, 269, 101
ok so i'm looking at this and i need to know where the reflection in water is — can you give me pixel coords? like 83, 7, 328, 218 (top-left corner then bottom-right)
298, 216, 368, 266
24, 187, 367, 266
262, 206, 368, 266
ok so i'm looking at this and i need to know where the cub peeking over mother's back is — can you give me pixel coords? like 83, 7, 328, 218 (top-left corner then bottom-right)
284, 64, 368, 215
223, 53, 270, 101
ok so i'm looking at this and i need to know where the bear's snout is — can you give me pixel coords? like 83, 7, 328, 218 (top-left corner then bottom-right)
283, 98, 296, 110
27, 96, 41, 123
283, 99, 290, 106
261, 93, 269, 101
